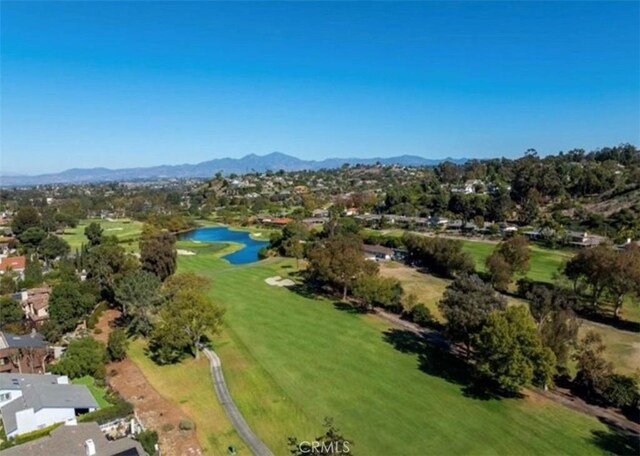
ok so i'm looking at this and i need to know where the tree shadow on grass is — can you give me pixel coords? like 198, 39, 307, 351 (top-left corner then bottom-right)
590, 417, 640, 455
288, 283, 324, 301
333, 301, 368, 315
382, 328, 500, 400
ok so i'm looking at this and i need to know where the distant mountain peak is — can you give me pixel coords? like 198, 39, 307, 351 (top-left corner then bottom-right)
0, 153, 467, 186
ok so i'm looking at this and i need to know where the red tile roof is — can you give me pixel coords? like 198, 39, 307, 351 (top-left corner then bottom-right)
0, 256, 26, 271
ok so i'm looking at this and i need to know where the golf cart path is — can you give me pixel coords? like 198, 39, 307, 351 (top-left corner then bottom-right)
203, 348, 274, 456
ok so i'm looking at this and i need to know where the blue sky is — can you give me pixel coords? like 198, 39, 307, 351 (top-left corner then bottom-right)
1, 1, 639, 174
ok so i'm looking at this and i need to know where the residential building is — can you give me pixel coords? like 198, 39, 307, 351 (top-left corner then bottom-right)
0, 331, 52, 374
0, 373, 98, 438
0, 256, 26, 278
362, 244, 395, 262
19, 287, 52, 325
0, 422, 146, 456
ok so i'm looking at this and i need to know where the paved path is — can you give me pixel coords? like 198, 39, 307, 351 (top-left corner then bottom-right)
203, 348, 274, 456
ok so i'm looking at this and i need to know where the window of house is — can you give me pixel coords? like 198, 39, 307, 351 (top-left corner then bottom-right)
0, 393, 11, 402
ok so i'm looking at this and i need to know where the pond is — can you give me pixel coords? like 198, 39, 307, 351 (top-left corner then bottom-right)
180, 226, 268, 264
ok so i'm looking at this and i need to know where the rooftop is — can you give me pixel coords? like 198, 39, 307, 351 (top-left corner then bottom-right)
0, 422, 146, 456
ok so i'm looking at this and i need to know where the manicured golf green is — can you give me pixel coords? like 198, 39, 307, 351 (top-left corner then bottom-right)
61, 218, 143, 251
176, 251, 612, 455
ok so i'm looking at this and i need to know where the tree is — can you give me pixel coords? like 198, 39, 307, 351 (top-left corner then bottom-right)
156, 288, 224, 359
572, 331, 614, 403
21, 256, 44, 288
474, 306, 556, 394
50, 337, 107, 380
403, 234, 474, 278
485, 253, 512, 291
496, 235, 531, 275
11, 206, 41, 236
40, 235, 70, 263
307, 234, 375, 300
0, 296, 24, 328
352, 275, 403, 311
0, 270, 18, 295
107, 329, 129, 361
564, 245, 615, 307
140, 232, 177, 281
115, 269, 162, 335
84, 222, 104, 246
283, 236, 305, 269
606, 244, 640, 318
85, 242, 137, 302
49, 281, 95, 333
526, 285, 580, 366
288, 417, 353, 456
18, 227, 47, 251
438, 274, 506, 357
162, 272, 210, 300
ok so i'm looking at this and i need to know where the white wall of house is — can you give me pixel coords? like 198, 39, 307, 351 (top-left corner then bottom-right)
9, 406, 94, 438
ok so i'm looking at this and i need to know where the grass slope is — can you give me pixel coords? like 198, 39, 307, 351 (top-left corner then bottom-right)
176, 251, 611, 456
127, 339, 248, 455
62, 218, 143, 252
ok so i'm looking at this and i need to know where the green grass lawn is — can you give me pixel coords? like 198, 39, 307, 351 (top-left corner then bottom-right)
61, 218, 143, 252
172, 250, 614, 455
127, 339, 249, 455
462, 240, 572, 284
362, 228, 572, 284
71, 375, 112, 408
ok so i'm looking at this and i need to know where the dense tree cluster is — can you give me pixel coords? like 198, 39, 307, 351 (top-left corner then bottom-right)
403, 233, 474, 278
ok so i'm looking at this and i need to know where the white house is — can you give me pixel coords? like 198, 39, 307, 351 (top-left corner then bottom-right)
0, 373, 98, 438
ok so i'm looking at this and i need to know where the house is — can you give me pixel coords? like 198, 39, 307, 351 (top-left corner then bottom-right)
428, 216, 449, 227
0, 331, 52, 374
0, 236, 13, 255
0, 256, 26, 278
363, 244, 395, 262
564, 231, 606, 248
20, 287, 52, 325
344, 207, 359, 216
0, 421, 147, 456
0, 373, 98, 438
261, 217, 292, 227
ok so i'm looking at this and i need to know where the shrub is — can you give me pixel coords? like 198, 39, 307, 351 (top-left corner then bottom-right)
50, 337, 107, 380
409, 304, 434, 327
87, 301, 109, 329
178, 419, 194, 431
107, 329, 129, 361
94, 328, 103, 335
137, 429, 159, 456
161, 423, 174, 432
78, 399, 134, 424
0, 423, 62, 450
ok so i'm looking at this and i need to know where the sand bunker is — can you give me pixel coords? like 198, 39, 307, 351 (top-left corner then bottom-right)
177, 249, 196, 256
265, 276, 295, 287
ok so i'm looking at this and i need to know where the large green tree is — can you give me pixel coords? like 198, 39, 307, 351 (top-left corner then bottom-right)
11, 206, 42, 236
474, 306, 556, 394
51, 337, 107, 379
153, 284, 224, 360
438, 274, 506, 357
0, 296, 24, 328
307, 234, 375, 300
140, 232, 177, 281
115, 269, 162, 336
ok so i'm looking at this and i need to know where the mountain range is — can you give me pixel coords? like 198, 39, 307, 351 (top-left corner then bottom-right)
0, 152, 467, 186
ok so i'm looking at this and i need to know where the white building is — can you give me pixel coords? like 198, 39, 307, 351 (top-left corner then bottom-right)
0, 373, 98, 438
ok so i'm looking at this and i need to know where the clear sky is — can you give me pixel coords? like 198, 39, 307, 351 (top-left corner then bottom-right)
1, 1, 639, 174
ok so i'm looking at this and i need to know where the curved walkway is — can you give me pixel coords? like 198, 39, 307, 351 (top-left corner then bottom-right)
203, 348, 274, 456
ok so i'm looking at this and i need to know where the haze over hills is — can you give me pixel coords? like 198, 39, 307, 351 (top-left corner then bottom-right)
0, 152, 467, 186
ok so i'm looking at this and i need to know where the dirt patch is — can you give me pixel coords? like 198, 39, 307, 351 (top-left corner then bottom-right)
97, 310, 203, 456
